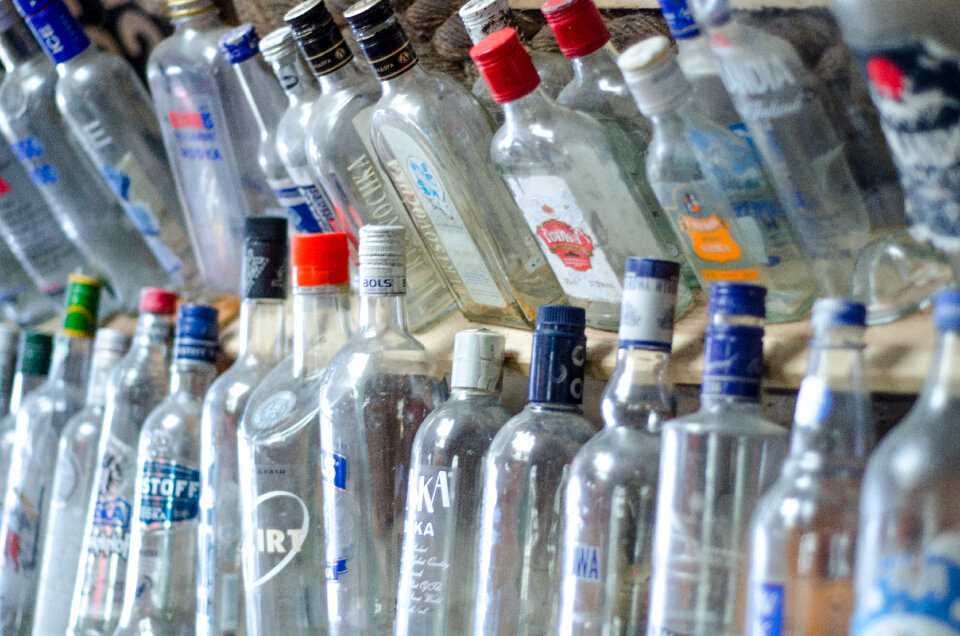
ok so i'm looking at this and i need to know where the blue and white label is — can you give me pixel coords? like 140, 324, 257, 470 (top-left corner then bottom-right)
24, 1, 89, 65
326, 558, 348, 581
298, 183, 341, 232
272, 183, 323, 234
174, 335, 218, 364
701, 325, 764, 400
138, 461, 201, 525
750, 583, 784, 636
570, 544, 601, 581
359, 265, 406, 296
321, 451, 348, 491
94, 496, 132, 529
658, 0, 699, 39
619, 273, 677, 350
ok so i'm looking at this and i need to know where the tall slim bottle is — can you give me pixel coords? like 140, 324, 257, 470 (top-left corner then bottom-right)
197, 217, 287, 636
113, 304, 219, 636
32, 328, 130, 636
395, 328, 510, 636
557, 258, 679, 634
317, 225, 447, 633
0, 274, 100, 635
646, 282, 788, 636
239, 231, 353, 636
344, 0, 566, 329
746, 298, 874, 636
68, 288, 178, 636
0, 326, 18, 418
473, 304, 599, 635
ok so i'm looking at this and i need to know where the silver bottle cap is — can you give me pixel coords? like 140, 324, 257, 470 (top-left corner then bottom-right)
459, 0, 513, 45
259, 26, 297, 62
359, 225, 407, 295
93, 328, 131, 355
451, 328, 506, 392
618, 35, 693, 116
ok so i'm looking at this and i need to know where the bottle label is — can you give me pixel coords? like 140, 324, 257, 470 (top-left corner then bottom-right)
138, 460, 201, 525
1, 484, 45, 574
359, 264, 406, 296
320, 450, 354, 582
11, 136, 59, 189
750, 583, 785, 636
377, 126, 508, 309
24, 1, 89, 65
269, 181, 322, 234
298, 183, 342, 233
793, 376, 833, 427
619, 273, 677, 349
244, 481, 310, 589
569, 544, 602, 581
504, 175, 622, 303
658, 0, 700, 39
701, 324, 764, 400
855, 40, 960, 252
713, 47, 804, 119
244, 237, 287, 300
300, 22, 353, 77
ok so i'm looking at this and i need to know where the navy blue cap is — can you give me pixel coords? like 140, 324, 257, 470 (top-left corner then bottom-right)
707, 282, 767, 319
812, 298, 867, 329
10, 0, 52, 17
657, 0, 700, 39
219, 24, 261, 63
529, 304, 587, 404
625, 257, 680, 281
174, 303, 219, 363
535, 304, 586, 335
934, 289, 960, 331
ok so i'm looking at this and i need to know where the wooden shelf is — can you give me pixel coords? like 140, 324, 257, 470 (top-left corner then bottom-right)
510, 0, 828, 9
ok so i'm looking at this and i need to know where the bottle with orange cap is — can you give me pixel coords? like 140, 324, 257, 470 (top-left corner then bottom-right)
237, 231, 353, 636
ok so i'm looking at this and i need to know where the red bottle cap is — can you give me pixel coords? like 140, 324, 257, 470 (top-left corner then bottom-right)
470, 28, 540, 104
139, 287, 177, 315
291, 232, 350, 287
541, 0, 610, 59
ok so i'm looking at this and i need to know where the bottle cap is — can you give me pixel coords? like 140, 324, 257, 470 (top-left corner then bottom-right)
619, 258, 679, 351
243, 217, 288, 300
219, 24, 261, 64
19, 332, 53, 376
174, 303, 219, 363
471, 28, 540, 104
285, 0, 355, 76
811, 298, 867, 330
259, 26, 296, 62
529, 304, 587, 404
291, 232, 349, 287
657, 0, 700, 40
167, 0, 214, 19
11, 0, 54, 17
451, 328, 506, 392
701, 322, 764, 401
541, 0, 609, 60
139, 287, 178, 315
618, 36, 693, 116
62, 273, 101, 338
707, 281, 767, 320
18, 0, 90, 64
459, 0, 513, 45
93, 328, 131, 355
358, 226, 407, 296
344, 0, 418, 80
934, 289, 960, 331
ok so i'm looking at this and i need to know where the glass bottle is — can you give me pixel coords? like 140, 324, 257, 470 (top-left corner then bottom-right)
745, 298, 874, 636
647, 282, 789, 636
285, 0, 455, 332
113, 304, 219, 636
344, 0, 566, 329
32, 328, 130, 636
316, 225, 447, 633
68, 287, 178, 636
0, 245, 55, 326
238, 231, 352, 636
0, 326, 17, 418
473, 304, 599, 635
395, 328, 510, 636
557, 258, 679, 634
473, 28, 690, 330
12, 0, 197, 289
0, 274, 101, 635
619, 36, 817, 323
198, 217, 288, 636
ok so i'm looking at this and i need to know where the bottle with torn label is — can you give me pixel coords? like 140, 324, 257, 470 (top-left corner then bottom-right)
316, 226, 447, 633
0, 274, 100, 636
32, 328, 130, 636
395, 328, 510, 636
345, 0, 566, 329
113, 304, 219, 636
473, 28, 690, 330
198, 218, 287, 636
619, 36, 817, 323
68, 287, 178, 636
238, 232, 352, 636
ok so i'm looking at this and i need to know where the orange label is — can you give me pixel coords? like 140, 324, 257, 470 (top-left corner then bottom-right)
680, 214, 743, 263
702, 268, 760, 281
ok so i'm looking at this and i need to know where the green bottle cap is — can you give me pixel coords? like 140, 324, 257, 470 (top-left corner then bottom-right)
19, 332, 53, 376
62, 274, 102, 337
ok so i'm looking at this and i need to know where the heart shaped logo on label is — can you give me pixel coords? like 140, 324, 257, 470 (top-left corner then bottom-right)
246, 490, 309, 589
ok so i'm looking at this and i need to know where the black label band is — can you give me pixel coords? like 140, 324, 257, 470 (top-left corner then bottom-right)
243, 241, 287, 300
304, 37, 354, 76
368, 41, 417, 79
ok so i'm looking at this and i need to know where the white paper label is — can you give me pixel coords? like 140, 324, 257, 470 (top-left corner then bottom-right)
359, 265, 407, 296
619, 274, 677, 348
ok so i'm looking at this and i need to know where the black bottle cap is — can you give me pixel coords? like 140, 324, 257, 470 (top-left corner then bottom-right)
284, 0, 354, 75
343, 0, 418, 79
245, 216, 288, 243
242, 217, 288, 300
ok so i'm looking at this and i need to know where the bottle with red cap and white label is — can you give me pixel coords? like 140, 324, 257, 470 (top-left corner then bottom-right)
471, 27, 690, 331
238, 231, 353, 636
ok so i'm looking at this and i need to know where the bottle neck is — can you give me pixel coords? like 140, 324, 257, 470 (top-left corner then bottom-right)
603, 345, 671, 430
237, 298, 286, 362
168, 358, 216, 399
9, 370, 46, 412
570, 44, 620, 86
85, 348, 123, 407
315, 60, 364, 95
269, 49, 318, 106
232, 58, 270, 137
56, 45, 95, 77
918, 329, 960, 413
46, 333, 93, 389
0, 19, 41, 70
699, 323, 764, 407
646, 91, 699, 133
171, 7, 221, 33
132, 312, 175, 351
448, 386, 501, 402
501, 87, 556, 127
357, 290, 411, 337
379, 61, 427, 97
292, 284, 352, 376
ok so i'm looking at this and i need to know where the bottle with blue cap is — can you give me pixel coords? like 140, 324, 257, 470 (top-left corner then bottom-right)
851, 289, 960, 635
556, 258, 679, 634
745, 297, 874, 636
113, 303, 219, 636
647, 281, 788, 636
472, 304, 599, 635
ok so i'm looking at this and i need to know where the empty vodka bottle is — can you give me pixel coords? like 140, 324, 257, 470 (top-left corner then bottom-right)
12, 0, 197, 289
68, 287, 178, 636
473, 28, 690, 330
345, 0, 566, 329
32, 328, 130, 636
198, 217, 288, 636
619, 36, 817, 323
317, 225, 447, 633
239, 231, 352, 636
395, 328, 510, 636
647, 282, 788, 636
0, 244, 55, 326
113, 304, 218, 636
0, 274, 100, 635
556, 258, 679, 635
473, 305, 598, 635
746, 298, 874, 636
0, 326, 17, 417
285, 0, 455, 332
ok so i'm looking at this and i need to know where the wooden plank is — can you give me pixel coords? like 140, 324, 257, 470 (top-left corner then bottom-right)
509, 0, 829, 9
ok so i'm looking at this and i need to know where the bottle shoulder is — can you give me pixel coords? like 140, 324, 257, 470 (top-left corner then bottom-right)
413, 397, 512, 452
666, 406, 787, 438
492, 103, 608, 167
148, 24, 232, 71
60, 405, 103, 446
487, 405, 597, 460
569, 426, 661, 483
240, 356, 324, 443
203, 357, 276, 417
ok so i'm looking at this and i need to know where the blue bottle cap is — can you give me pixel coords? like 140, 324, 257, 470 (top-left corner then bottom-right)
174, 303, 219, 363
934, 289, 960, 331
624, 257, 680, 281
811, 298, 867, 329
701, 323, 764, 401
657, 0, 700, 39
22, 0, 89, 64
529, 304, 587, 404
535, 304, 586, 335
10, 0, 52, 17
219, 24, 261, 64
707, 282, 767, 319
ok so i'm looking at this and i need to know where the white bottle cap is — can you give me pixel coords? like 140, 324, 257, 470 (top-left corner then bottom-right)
618, 35, 694, 116
450, 328, 506, 392
459, 0, 513, 45
93, 328, 131, 355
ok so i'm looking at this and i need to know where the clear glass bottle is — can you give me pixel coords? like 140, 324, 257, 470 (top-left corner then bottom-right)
68, 287, 178, 636
647, 282, 789, 636
113, 304, 219, 636
0, 245, 55, 326
32, 328, 130, 636
745, 298, 874, 636
473, 304, 599, 635
473, 28, 690, 330
13, 0, 197, 289
285, 0, 455, 333
0, 326, 18, 418
344, 0, 566, 329
557, 258, 679, 635
619, 36, 817, 323
198, 218, 287, 636
395, 328, 510, 636
316, 225, 447, 633
0, 274, 101, 635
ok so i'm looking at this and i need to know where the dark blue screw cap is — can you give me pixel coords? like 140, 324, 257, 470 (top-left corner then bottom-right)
812, 298, 867, 329
707, 282, 767, 319
535, 304, 586, 335
219, 24, 261, 63
625, 257, 680, 281
934, 289, 960, 332
174, 304, 219, 363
